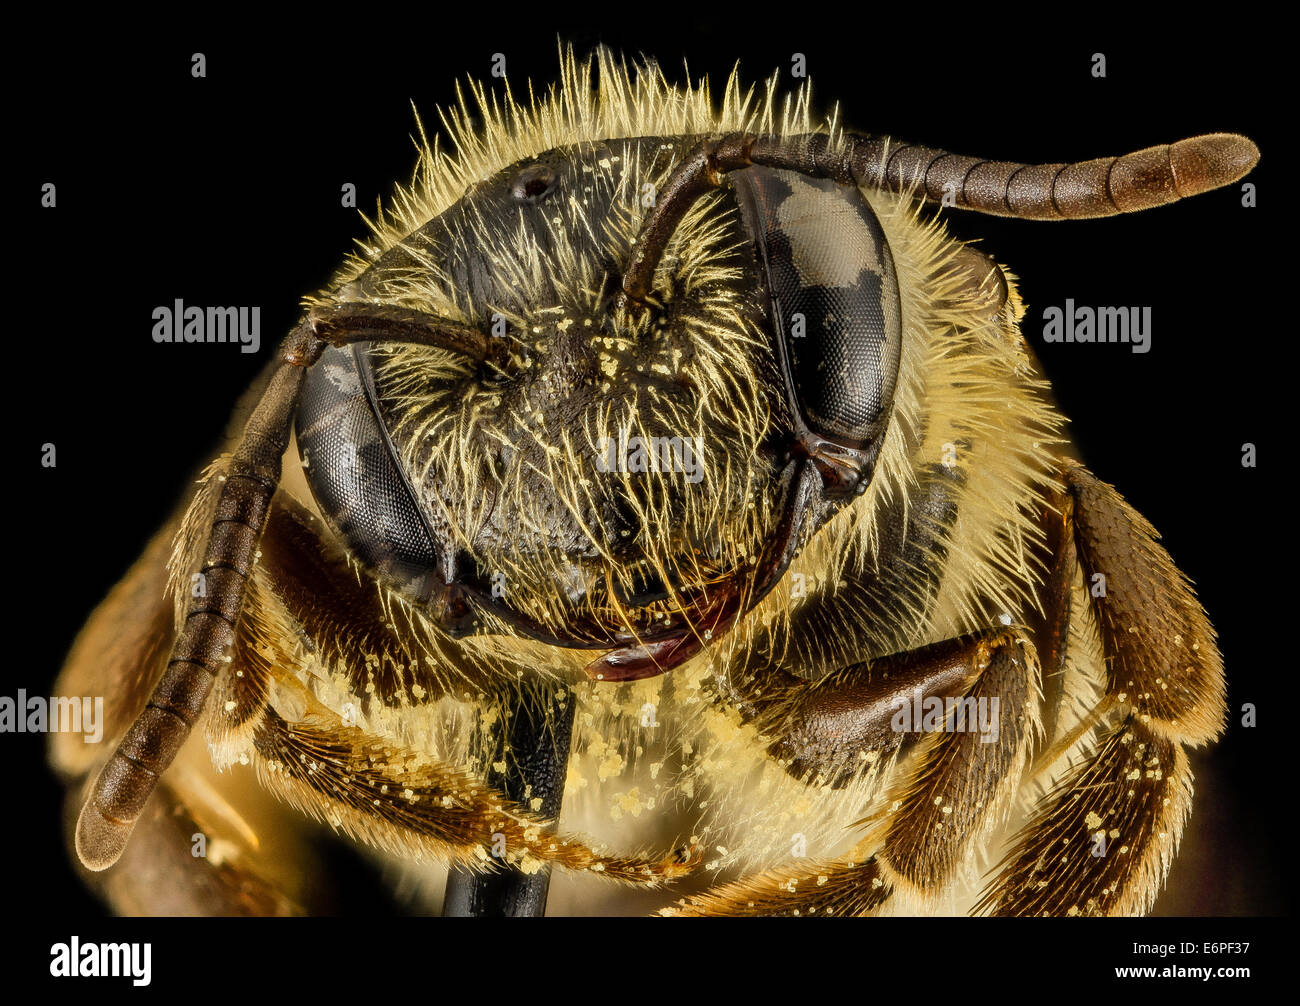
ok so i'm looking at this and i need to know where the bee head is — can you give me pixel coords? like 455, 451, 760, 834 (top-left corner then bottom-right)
296, 137, 901, 678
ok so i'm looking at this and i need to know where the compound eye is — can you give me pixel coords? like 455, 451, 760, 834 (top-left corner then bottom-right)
295, 344, 442, 603
733, 167, 903, 450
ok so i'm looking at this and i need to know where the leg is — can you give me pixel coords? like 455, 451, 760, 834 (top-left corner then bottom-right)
222, 499, 698, 888
720, 633, 992, 789
977, 714, 1191, 916
977, 462, 1225, 915
666, 627, 1040, 915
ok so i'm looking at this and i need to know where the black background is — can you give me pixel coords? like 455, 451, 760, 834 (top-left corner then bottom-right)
11, 16, 1285, 938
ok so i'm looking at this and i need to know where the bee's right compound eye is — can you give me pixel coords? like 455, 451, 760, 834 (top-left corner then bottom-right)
295, 344, 444, 605
733, 166, 902, 482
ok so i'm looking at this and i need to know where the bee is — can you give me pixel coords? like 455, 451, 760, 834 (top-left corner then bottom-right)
51, 47, 1254, 917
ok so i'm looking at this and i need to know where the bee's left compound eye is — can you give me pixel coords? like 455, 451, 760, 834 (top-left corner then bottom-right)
733, 167, 902, 466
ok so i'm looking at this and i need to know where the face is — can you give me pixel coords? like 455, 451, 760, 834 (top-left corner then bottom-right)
296, 137, 902, 678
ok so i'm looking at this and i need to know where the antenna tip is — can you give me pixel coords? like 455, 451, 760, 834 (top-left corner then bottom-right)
75, 798, 131, 872
1171, 133, 1259, 196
